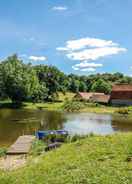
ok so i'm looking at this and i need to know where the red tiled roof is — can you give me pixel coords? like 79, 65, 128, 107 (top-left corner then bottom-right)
75, 92, 110, 103
92, 94, 110, 103
111, 85, 132, 100
78, 92, 104, 100
112, 85, 132, 91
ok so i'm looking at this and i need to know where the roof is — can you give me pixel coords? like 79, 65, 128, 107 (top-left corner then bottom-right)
112, 85, 132, 92
111, 85, 132, 100
92, 94, 110, 103
75, 92, 110, 103
77, 92, 104, 100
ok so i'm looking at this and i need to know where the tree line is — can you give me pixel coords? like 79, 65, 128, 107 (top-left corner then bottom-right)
0, 54, 132, 103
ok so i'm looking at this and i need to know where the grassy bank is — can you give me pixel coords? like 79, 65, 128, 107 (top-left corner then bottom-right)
0, 92, 129, 114
1, 133, 132, 183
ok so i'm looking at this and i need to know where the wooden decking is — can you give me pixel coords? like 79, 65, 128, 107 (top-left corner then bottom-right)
7, 135, 35, 155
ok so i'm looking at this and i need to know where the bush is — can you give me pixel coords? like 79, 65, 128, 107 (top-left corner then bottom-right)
0, 148, 7, 157
62, 99, 84, 112
29, 140, 46, 156
84, 102, 101, 107
115, 107, 129, 115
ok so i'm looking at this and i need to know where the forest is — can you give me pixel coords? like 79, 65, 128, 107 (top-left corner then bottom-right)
0, 54, 132, 104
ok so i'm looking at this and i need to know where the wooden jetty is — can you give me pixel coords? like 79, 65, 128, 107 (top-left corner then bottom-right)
7, 135, 35, 155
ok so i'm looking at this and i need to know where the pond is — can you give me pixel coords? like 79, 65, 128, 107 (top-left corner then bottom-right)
0, 108, 132, 147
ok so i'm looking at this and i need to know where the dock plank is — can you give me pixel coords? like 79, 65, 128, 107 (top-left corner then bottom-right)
7, 135, 35, 155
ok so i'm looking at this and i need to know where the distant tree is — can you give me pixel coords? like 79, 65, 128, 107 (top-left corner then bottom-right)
91, 79, 111, 94
35, 65, 66, 101
79, 81, 87, 92
69, 80, 80, 93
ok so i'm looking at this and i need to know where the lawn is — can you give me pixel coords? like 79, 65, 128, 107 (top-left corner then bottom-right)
1, 133, 132, 183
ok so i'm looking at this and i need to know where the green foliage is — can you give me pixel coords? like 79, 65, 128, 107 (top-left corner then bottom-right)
0, 55, 40, 103
29, 140, 45, 156
115, 107, 129, 114
91, 79, 112, 94
62, 99, 84, 112
35, 65, 66, 101
0, 54, 132, 104
32, 83, 48, 103
0, 148, 7, 157
84, 102, 101, 107
79, 81, 87, 92
66, 134, 90, 143
69, 79, 80, 93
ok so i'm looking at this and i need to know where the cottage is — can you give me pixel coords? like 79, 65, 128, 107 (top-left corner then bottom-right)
74, 92, 110, 104
91, 94, 110, 104
110, 84, 132, 106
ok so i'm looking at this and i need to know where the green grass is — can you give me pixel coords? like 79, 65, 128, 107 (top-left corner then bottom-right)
22, 92, 118, 114
0, 92, 130, 114
1, 133, 132, 183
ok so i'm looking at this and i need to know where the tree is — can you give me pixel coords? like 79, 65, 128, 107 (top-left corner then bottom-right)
79, 81, 87, 92
1, 54, 40, 103
69, 80, 80, 93
91, 79, 111, 94
32, 82, 48, 102
35, 65, 67, 101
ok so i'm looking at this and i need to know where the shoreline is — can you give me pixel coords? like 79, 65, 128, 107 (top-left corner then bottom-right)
0, 101, 130, 115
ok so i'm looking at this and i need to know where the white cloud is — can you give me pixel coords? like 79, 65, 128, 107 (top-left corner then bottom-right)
67, 47, 126, 61
56, 47, 69, 51
73, 61, 103, 68
56, 37, 127, 72
57, 37, 127, 72
52, 6, 68, 11
72, 61, 103, 72
57, 37, 119, 51
29, 56, 47, 61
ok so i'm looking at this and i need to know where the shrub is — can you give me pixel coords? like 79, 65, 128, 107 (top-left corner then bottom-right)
84, 102, 101, 107
29, 140, 45, 156
0, 148, 7, 157
115, 107, 129, 115
62, 99, 84, 112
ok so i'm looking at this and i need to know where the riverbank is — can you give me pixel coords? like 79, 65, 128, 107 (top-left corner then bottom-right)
23, 101, 116, 113
0, 92, 119, 114
0, 133, 132, 183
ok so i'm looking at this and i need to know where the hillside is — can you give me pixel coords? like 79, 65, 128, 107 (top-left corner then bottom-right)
1, 133, 132, 184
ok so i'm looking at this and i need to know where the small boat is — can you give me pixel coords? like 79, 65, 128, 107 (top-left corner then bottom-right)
36, 130, 69, 140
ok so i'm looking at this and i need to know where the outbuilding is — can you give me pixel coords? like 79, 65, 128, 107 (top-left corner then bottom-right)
110, 84, 132, 106
74, 92, 110, 104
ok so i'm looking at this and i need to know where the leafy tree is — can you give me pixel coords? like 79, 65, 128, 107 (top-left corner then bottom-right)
1, 55, 40, 103
91, 79, 112, 94
32, 82, 48, 102
35, 65, 66, 101
69, 80, 80, 93
79, 81, 87, 92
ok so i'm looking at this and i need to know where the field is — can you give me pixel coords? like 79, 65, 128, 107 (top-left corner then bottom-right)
1, 133, 132, 183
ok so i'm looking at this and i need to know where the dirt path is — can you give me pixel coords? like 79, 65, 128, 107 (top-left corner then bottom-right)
0, 155, 26, 170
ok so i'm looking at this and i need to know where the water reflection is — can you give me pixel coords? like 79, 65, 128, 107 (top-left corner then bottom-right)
64, 113, 114, 135
112, 115, 132, 132
1, 109, 132, 146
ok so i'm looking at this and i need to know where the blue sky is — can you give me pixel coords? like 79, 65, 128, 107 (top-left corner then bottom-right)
0, 0, 131, 75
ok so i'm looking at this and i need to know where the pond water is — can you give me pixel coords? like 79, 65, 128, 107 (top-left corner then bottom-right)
0, 109, 132, 147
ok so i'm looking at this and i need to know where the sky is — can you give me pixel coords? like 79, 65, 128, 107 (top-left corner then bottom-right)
0, 0, 132, 75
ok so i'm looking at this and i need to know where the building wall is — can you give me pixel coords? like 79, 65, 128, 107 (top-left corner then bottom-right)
111, 91, 132, 99
111, 99, 132, 106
